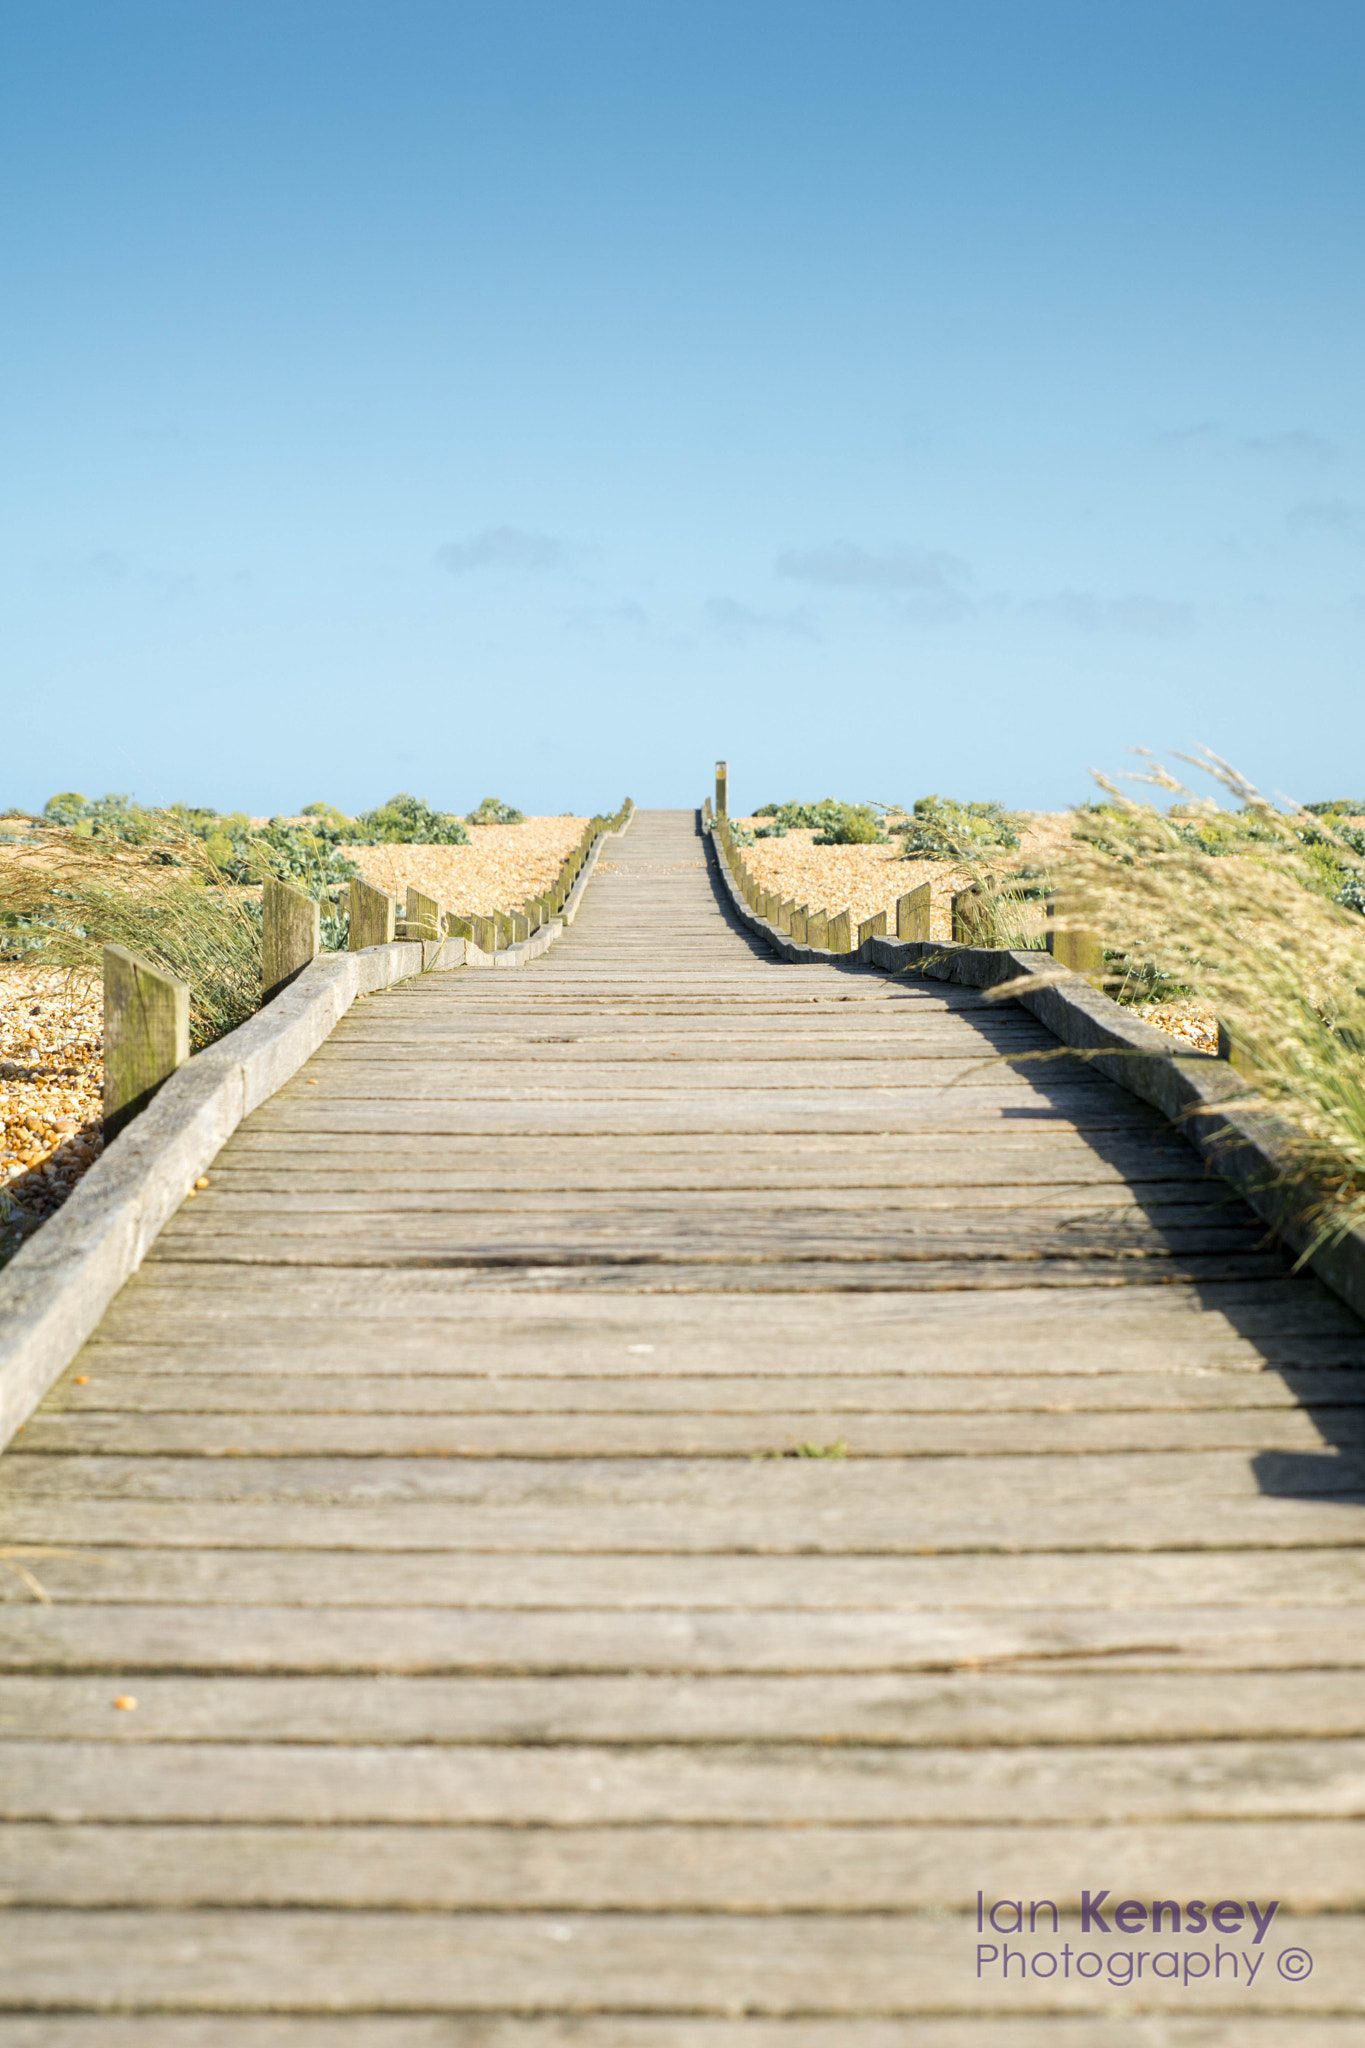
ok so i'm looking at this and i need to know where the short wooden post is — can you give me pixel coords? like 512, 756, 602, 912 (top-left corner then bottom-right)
952, 887, 988, 945
715, 760, 728, 818
791, 905, 809, 945
403, 886, 442, 940
1217, 1019, 1266, 1084
102, 944, 190, 1141
445, 913, 475, 942
807, 908, 829, 948
858, 910, 887, 948
262, 879, 320, 1004
471, 915, 498, 953
897, 883, 932, 942
702, 796, 713, 827
349, 879, 396, 951
827, 909, 852, 953
1046, 896, 1105, 982
777, 898, 794, 934
510, 911, 530, 943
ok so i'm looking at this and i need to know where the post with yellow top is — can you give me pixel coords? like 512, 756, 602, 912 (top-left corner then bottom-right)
715, 760, 728, 819
1046, 895, 1106, 984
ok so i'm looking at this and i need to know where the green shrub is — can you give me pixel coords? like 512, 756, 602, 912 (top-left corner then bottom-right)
755, 798, 885, 844
352, 793, 470, 844
896, 796, 1022, 859
467, 796, 524, 827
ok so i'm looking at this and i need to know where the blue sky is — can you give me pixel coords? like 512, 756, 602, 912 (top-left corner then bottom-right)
3, 1, 1362, 817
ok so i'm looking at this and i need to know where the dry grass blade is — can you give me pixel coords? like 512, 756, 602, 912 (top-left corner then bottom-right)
0, 820, 261, 1051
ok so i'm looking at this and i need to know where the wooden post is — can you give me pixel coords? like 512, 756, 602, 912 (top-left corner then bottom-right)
952, 887, 988, 945
1046, 896, 1105, 982
702, 796, 713, 827
445, 913, 475, 942
262, 879, 319, 1004
510, 911, 530, 943
827, 909, 852, 953
349, 879, 396, 951
715, 760, 728, 818
897, 883, 932, 942
858, 910, 887, 948
471, 915, 498, 953
403, 886, 442, 940
791, 905, 809, 945
1218, 1019, 1266, 1084
102, 944, 190, 1142
807, 908, 829, 948
495, 913, 514, 949
777, 898, 794, 934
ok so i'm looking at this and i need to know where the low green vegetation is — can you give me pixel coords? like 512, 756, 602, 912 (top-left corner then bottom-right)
894, 796, 1023, 859
754, 799, 886, 844
467, 796, 525, 826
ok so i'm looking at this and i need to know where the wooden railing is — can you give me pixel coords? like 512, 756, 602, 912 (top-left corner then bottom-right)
101, 800, 633, 1138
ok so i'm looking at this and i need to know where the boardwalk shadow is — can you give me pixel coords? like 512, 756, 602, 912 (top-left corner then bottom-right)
701, 833, 1365, 1501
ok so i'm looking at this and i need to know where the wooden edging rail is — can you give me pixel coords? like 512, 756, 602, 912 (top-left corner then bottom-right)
704, 804, 1365, 1325
0, 802, 634, 1452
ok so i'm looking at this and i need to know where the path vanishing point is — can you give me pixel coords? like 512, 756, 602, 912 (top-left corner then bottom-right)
3, 807, 1365, 2040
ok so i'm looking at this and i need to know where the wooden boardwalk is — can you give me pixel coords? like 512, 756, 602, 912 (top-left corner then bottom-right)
3, 805, 1365, 2039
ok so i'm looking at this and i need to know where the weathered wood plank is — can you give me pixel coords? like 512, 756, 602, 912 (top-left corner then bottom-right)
7, 1545, 1365, 1610
45, 1369, 1365, 1414
5, 1668, 1365, 1745
16, 1404, 1354, 1458
7, 1494, 1363, 1556
0, 1910, 1356, 2013
5, 1735, 1365, 1822
1, 1818, 1363, 1908
5, 1602, 1365, 1673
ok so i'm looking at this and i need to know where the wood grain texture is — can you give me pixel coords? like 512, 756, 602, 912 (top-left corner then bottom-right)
3, 807, 1363, 2026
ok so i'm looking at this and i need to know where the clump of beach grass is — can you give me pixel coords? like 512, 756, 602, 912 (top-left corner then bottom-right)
0, 819, 262, 1050
1043, 750, 1365, 1251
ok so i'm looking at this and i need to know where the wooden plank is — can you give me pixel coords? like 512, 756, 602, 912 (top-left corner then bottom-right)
5, 1668, 1365, 1745
46, 1369, 1365, 1414
6, 1494, 1363, 1556
2, 1819, 1364, 1908
16, 1404, 1353, 1458
6, 1602, 1365, 1673
10, 1734, 1365, 1823
0, 1910, 1357, 2013
9, 1545, 1365, 1611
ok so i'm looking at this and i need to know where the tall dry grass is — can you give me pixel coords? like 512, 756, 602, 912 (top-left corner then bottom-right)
0, 821, 261, 1050
1042, 752, 1365, 1250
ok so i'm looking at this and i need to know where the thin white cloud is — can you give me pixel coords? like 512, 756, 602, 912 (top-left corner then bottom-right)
435, 526, 566, 575
776, 538, 971, 597
703, 596, 819, 644
1029, 591, 1194, 638
1288, 500, 1365, 543
1244, 429, 1336, 463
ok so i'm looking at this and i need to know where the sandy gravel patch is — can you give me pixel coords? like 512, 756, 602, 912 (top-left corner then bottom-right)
731, 812, 1080, 943
343, 817, 587, 917
1136, 1000, 1220, 1056
0, 966, 103, 1265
